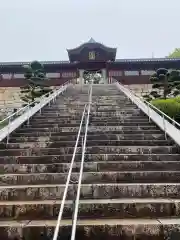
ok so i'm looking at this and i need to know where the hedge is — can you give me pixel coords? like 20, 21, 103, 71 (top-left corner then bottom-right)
151, 97, 180, 121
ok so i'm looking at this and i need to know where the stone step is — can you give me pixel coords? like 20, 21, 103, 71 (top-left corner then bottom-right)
0, 199, 178, 220
12, 129, 162, 137
34, 111, 145, 117
35, 109, 141, 116
0, 153, 180, 164
0, 145, 178, 156
0, 218, 179, 239
41, 107, 139, 112
15, 125, 159, 133
1, 183, 180, 200
9, 133, 166, 142
44, 103, 136, 109
30, 118, 151, 124
24, 121, 156, 128
0, 154, 179, 164
32, 115, 148, 120
1, 171, 180, 185
2, 140, 173, 149
1, 161, 180, 174
43, 103, 138, 107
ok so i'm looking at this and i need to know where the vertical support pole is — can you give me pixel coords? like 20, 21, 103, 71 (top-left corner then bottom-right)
101, 69, 107, 84
162, 115, 167, 140
39, 99, 42, 115
27, 104, 30, 125
148, 103, 151, 122
39, 106, 42, 115
6, 117, 11, 144
79, 69, 84, 86
81, 137, 84, 154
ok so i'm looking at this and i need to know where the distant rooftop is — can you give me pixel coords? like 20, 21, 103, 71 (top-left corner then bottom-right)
0, 57, 180, 67
115, 58, 180, 62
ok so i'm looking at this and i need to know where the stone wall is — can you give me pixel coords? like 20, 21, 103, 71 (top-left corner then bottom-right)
125, 84, 153, 97
0, 87, 22, 118
0, 86, 60, 119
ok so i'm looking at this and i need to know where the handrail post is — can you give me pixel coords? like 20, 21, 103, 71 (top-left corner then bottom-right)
6, 116, 11, 144
48, 98, 51, 106
162, 114, 167, 140
39, 100, 42, 115
148, 102, 151, 122
27, 104, 31, 126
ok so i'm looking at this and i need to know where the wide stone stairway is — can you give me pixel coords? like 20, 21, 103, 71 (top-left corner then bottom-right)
0, 84, 179, 239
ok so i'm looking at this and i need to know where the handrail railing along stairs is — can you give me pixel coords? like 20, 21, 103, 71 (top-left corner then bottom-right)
115, 81, 180, 146
52, 83, 92, 240
0, 81, 70, 143
0, 79, 93, 239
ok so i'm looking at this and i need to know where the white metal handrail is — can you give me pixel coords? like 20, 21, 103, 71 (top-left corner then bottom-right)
71, 83, 92, 240
115, 81, 180, 146
117, 81, 180, 130
118, 82, 180, 128
0, 81, 70, 143
0, 81, 69, 127
141, 97, 180, 128
52, 84, 92, 240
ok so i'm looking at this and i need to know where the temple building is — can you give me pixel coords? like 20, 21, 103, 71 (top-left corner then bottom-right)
0, 38, 180, 87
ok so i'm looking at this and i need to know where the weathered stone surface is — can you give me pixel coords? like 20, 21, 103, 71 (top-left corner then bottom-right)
0, 84, 179, 239
0, 160, 180, 174
0, 183, 180, 200
0, 199, 178, 220
1, 171, 180, 185
0, 153, 179, 165
8, 133, 166, 143
0, 221, 179, 239
0, 145, 178, 156
1, 139, 173, 149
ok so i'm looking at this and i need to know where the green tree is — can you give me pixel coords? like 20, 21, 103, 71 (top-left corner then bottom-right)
168, 48, 180, 58
143, 68, 180, 101
83, 71, 91, 84
20, 61, 51, 106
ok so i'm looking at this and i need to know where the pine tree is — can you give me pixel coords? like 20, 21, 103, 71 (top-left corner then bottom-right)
143, 68, 180, 101
20, 61, 52, 107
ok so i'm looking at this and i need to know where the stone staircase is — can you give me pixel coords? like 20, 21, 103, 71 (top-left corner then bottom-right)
0, 84, 179, 239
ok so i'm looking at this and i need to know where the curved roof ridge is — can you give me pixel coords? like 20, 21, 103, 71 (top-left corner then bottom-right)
88, 38, 96, 43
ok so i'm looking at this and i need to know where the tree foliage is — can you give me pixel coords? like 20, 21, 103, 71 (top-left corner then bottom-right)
20, 61, 52, 106
168, 48, 180, 58
152, 98, 180, 122
83, 71, 101, 84
83, 71, 92, 84
93, 73, 101, 84
143, 68, 180, 101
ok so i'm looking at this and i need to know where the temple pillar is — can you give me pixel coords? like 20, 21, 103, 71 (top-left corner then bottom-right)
101, 69, 107, 84
79, 69, 84, 85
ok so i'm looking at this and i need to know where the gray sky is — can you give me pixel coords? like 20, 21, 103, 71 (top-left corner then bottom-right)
0, 0, 179, 62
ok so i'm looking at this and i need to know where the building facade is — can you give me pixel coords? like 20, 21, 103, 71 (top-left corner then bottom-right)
0, 38, 180, 87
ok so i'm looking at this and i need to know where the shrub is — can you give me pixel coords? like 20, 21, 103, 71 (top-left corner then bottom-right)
151, 98, 180, 121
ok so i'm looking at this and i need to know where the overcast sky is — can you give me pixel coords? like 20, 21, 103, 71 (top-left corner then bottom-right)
0, 0, 179, 62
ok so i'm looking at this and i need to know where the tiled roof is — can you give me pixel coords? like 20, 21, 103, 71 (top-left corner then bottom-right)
0, 58, 180, 66
115, 58, 180, 62
0, 61, 70, 66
